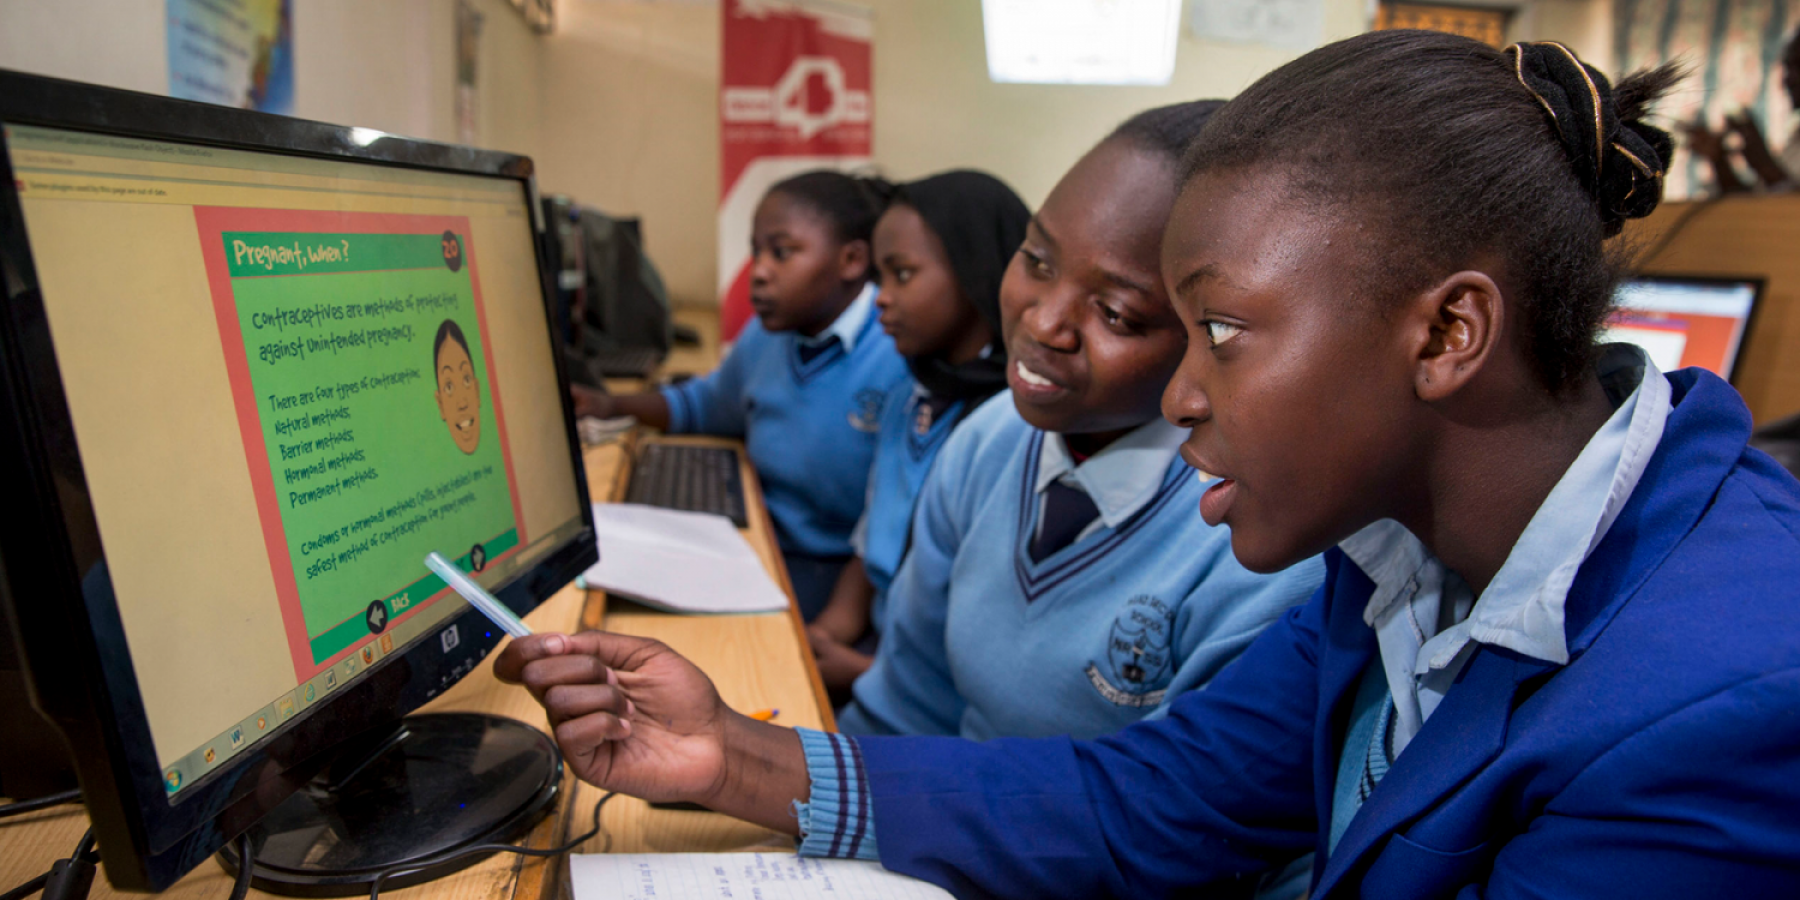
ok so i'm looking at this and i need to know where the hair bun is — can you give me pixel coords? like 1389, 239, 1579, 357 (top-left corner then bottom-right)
1507, 41, 1672, 236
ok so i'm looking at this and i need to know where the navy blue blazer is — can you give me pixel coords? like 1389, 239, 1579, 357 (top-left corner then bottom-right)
855, 369, 1800, 899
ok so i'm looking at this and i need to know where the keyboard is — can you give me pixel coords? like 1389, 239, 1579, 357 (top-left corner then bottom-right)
592, 346, 665, 378
624, 443, 749, 527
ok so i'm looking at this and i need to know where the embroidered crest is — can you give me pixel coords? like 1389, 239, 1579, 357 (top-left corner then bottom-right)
1085, 595, 1175, 707
848, 387, 885, 433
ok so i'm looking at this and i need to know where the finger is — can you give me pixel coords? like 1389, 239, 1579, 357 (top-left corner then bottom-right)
558, 630, 669, 671
516, 653, 616, 701
543, 682, 629, 726
554, 710, 633, 755
494, 632, 575, 683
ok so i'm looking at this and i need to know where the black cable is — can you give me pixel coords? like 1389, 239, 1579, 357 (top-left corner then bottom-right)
226, 832, 254, 900
0, 874, 49, 900
368, 791, 615, 900
0, 790, 81, 820
0, 815, 90, 900
35, 828, 96, 900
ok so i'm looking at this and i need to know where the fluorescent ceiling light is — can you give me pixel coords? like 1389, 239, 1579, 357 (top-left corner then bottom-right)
982, 0, 1183, 85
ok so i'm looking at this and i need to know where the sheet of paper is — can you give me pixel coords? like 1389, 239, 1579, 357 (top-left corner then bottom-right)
569, 853, 954, 900
581, 503, 791, 614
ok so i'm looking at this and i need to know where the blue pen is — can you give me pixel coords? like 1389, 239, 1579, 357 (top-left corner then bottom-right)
424, 551, 533, 638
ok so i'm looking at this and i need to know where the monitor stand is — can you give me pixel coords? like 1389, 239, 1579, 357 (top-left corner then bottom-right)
217, 712, 561, 897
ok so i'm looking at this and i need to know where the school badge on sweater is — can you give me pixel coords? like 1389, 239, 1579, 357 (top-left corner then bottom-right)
1086, 595, 1176, 707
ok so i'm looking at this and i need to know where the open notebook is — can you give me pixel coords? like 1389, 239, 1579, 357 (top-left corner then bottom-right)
569, 853, 952, 899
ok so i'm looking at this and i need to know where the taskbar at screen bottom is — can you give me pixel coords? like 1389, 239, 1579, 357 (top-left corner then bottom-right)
157, 591, 466, 798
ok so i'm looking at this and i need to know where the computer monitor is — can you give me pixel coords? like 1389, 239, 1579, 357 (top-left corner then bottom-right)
1602, 274, 1765, 383
0, 70, 595, 893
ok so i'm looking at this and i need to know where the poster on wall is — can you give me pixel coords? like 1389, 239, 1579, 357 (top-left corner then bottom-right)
719, 0, 873, 341
167, 0, 294, 115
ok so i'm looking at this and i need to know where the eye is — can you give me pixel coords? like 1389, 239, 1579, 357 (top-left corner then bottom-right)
1202, 319, 1244, 348
770, 246, 791, 261
893, 267, 913, 285
1020, 248, 1052, 279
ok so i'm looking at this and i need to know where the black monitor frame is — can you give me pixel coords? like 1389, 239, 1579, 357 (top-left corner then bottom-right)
0, 69, 595, 891
1616, 272, 1768, 385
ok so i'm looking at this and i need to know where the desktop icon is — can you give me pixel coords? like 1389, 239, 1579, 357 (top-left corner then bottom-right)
164, 769, 182, 792
361, 645, 376, 666
325, 668, 338, 689
229, 727, 243, 748
276, 696, 297, 721
203, 747, 216, 764
303, 683, 316, 703
256, 716, 268, 732
344, 656, 358, 677
380, 633, 394, 654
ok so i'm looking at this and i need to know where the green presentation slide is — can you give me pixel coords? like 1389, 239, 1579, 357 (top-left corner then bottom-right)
222, 229, 519, 666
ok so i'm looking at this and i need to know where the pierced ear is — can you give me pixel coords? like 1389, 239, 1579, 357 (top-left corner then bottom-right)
1411, 270, 1503, 402
838, 239, 872, 282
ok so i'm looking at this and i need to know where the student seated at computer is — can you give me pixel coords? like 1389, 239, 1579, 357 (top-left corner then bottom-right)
806, 169, 1030, 696
499, 33, 1800, 897
573, 172, 908, 619
821, 102, 1323, 740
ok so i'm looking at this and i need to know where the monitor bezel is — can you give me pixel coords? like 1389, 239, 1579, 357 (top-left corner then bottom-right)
0, 69, 595, 891
1615, 272, 1768, 385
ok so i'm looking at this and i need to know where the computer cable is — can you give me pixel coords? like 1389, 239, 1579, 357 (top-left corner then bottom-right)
3, 826, 253, 900
0, 790, 81, 820
226, 833, 254, 900
366, 790, 616, 900
2, 826, 98, 900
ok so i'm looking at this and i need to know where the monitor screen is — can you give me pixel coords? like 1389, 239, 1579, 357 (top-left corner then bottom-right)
4, 121, 585, 795
1602, 275, 1763, 382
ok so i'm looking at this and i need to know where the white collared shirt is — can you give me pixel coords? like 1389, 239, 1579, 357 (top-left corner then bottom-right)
797, 281, 878, 352
1338, 344, 1671, 756
1035, 417, 1188, 543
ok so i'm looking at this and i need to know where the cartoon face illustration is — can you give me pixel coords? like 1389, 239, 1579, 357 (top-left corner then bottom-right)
434, 319, 482, 454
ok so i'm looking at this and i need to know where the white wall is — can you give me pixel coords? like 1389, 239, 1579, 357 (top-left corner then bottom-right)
535, 1, 719, 308
0, 0, 545, 157
535, 0, 1375, 307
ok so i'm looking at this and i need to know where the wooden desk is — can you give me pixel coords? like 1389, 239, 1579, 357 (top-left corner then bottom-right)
0, 431, 830, 900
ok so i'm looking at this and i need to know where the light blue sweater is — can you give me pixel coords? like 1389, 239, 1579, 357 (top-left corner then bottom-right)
838, 394, 1325, 740
852, 379, 967, 635
659, 290, 908, 558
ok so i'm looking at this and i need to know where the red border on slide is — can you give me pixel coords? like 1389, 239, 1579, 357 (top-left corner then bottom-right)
193, 207, 529, 683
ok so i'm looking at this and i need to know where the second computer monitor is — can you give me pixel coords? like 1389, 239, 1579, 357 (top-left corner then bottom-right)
1604, 275, 1764, 382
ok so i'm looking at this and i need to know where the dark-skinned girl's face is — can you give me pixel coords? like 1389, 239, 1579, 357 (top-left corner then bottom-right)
748, 191, 867, 335
873, 202, 989, 360
1161, 168, 1425, 573
1000, 139, 1187, 442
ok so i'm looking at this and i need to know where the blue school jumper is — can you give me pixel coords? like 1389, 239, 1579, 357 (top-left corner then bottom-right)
836, 394, 1324, 741
659, 284, 907, 561
793, 367, 1800, 898
850, 379, 967, 636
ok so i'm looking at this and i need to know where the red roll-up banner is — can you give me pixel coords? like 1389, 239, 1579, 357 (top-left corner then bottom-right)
719, 0, 873, 342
